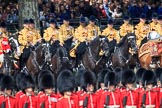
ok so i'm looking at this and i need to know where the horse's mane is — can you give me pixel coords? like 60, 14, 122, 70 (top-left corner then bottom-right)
35, 44, 42, 53
57, 46, 68, 58
140, 37, 148, 47
117, 35, 128, 47
90, 36, 108, 46
90, 37, 100, 46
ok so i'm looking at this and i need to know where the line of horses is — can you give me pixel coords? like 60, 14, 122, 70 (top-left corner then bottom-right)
4, 33, 161, 82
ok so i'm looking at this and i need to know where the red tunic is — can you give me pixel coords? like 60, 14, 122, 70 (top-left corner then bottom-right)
78, 92, 97, 108
138, 90, 159, 108
99, 89, 121, 108
0, 95, 16, 108
95, 88, 104, 108
18, 93, 37, 108
37, 91, 57, 108
120, 89, 139, 108
158, 88, 162, 108
15, 91, 24, 108
56, 95, 78, 108
0, 37, 11, 54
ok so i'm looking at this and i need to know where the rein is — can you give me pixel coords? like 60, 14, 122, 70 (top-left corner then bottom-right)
88, 46, 103, 66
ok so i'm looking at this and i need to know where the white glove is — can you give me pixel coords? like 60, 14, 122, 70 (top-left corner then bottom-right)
6, 49, 10, 53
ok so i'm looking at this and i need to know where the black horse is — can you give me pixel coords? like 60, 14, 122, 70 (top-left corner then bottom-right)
77, 36, 110, 74
22, 42, 51, 75
111, 33, 138, 69
51, 43, 72, 75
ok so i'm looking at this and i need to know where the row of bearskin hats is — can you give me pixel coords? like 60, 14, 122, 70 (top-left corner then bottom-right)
0, 67, 161, 93
96, 67, 162, 88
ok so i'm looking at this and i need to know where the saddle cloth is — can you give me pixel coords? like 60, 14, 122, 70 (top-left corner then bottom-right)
149, 41, 162, 56
138, 43, 150, 58
139, 42, 162, 58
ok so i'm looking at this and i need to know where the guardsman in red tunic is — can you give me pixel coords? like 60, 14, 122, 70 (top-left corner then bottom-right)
78, 71, 97, 108
56, 70, 78, 108
0, 23, 11, 67
138, 70, 159, 108
99, 71, 121, 108
37, 70, 57, 108
159, 73, 162, 107
154, 68, 162, 92
96, 69, 109, 108
0, 75, 16, 108
135, 68, 146, 94
0, 73, 5, 95
120, 69, 139, 108
15, 72, 26, 108
114, 67, 125, 92
18, 75, 37, 108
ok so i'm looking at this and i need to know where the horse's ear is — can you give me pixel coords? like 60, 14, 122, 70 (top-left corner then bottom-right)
41, 39, 46, 43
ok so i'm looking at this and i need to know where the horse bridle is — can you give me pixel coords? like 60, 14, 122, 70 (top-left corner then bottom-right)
128, 35, 138, 54
88, 37, 108, 65
32, 43, 52, 70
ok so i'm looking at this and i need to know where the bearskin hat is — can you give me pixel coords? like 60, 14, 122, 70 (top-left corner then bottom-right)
141, 70, 156, 86
136, 68, 146, 84
0, 73, 5, 87
114, 67, 123, 84
98, 69, 110, 84
155, 68, 162, 81
39, 71, 55, 90
1, 75, 15, 91
21, 75, 35, 90
75, 68, 86, 87
80, 71, 96, 91
104, 72, 116, 86
122, 69, 136, 86
15, 72, 27, 90
57, 70, 75, 95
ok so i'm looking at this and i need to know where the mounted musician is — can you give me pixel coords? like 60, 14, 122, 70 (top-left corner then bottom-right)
119, 16, 134, 38
43, 19, 59, 44
87, 15, 101, 40
0, 22, 11, 68
102, 19, 120, 43
69, 17, 89, 67
59, 16, 75, 46
18, 18, 42, 69
149, 13, 158, 31
135, 13, 150, 47
18, 19, 30, 54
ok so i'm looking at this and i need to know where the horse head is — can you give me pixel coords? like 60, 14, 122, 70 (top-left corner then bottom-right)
98, 36, 110, 57
42, 42, 51, 63
9, 37, 21, 57
32, 42, 51, 70
90, 36, 110, 56
127, 33, 138, 54
1, 53, 13, 75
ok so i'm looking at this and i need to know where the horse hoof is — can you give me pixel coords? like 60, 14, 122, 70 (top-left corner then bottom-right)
149, 64, 156, 68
